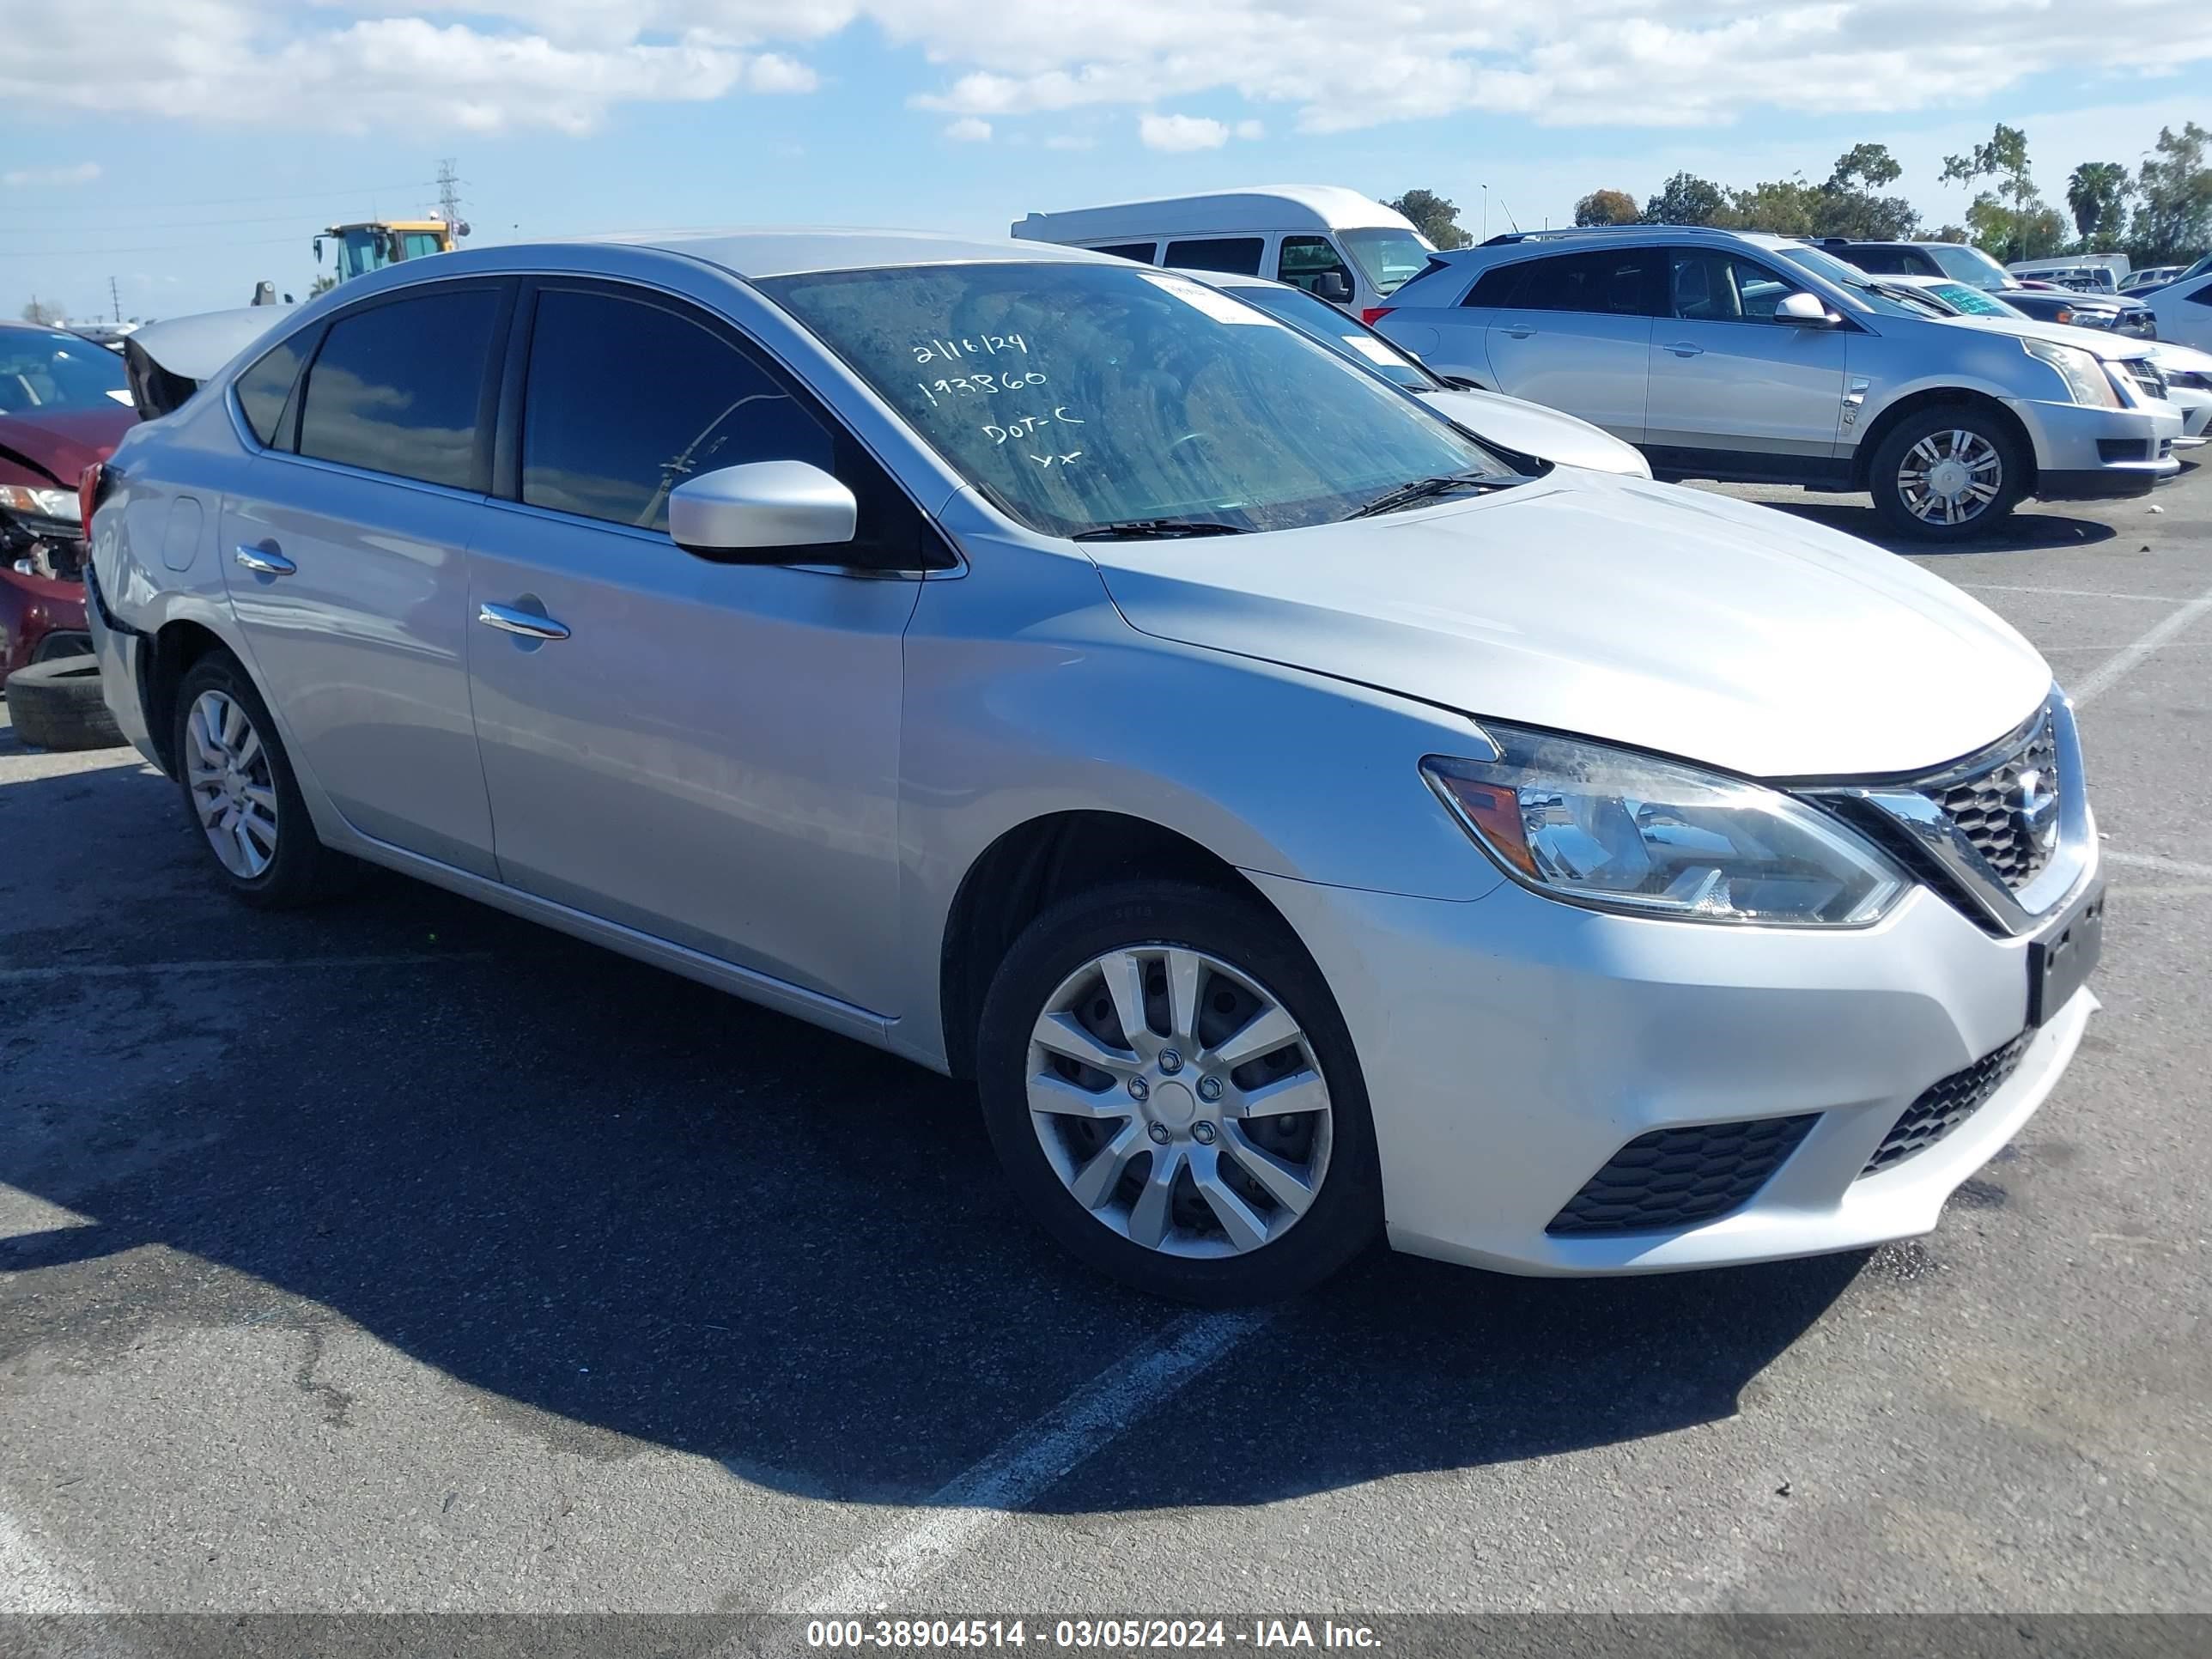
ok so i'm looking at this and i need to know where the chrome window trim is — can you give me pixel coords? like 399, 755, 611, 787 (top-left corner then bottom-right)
1796, 690, 2091, 937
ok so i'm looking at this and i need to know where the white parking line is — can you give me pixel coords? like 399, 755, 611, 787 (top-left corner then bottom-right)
2070, 584, 2212, 707
1960, 583, 2185, 603
0, 951, 492, 984
786, 1309, 1271, 1613
2106, 849, 2212, 879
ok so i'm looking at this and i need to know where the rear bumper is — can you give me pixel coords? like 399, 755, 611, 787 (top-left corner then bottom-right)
83, 564, 161, 769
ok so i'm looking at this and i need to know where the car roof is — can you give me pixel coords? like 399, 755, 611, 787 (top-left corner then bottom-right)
1010, 185, 1415, 241
611, 228, 1112, 278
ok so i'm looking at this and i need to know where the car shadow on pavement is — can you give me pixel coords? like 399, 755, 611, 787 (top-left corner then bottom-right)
1765, 499, 2122, 557
0, 758, 1860, 1515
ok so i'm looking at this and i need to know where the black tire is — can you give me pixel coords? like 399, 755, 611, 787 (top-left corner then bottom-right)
1867, 405, 2027, 543
5, 654, 125, 751
976, 880, 1382, 1304
170, 649, 362, 908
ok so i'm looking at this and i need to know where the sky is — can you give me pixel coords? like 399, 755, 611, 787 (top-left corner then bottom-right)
3, 0, 2209, 320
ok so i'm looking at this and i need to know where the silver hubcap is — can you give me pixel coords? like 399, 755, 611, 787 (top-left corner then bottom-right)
185, 690, 278, 879
1026, 945, 1332, 1259
1899, 428, 2002, 526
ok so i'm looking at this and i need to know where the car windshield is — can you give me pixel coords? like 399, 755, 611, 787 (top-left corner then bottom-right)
1218, 282, 1437, 389
1926, 281, 2021, 319
759, 261, 1510, 538
0, 328, 132, 415
1925, 244, 2019, 291
1339, 228, 1434, 295
1771, 246, 1946, 319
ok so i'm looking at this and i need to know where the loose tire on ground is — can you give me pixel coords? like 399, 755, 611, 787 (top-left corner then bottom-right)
170, 649, 364, 908
1867, 405, 2027, 543
4, 654, 125, 751
976, 879, 1382, 1304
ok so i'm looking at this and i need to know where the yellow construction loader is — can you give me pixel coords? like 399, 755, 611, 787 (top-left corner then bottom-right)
314, 217, 469, 285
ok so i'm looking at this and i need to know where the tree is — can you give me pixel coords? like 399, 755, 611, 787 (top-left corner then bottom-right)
1384, 189, 1472, 249
1826, 143, 1903, 193
1642, 171, 1729, 226
2130, 122, 2212, 264
20, 298, 62, 325
1573, 188, 1639, 227
1723, 176, 1821, 238
2065, 161, 2131, 247
1812, 143, 1917, 239
309, 274, 338, 297
1942, 124, 2057, 262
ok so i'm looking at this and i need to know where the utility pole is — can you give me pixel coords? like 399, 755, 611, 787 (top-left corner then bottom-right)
436, 158, 464, 227
110, 276, 122, 322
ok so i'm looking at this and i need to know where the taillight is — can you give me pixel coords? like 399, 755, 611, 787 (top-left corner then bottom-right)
79, 461, 106, 544
1361, 307, 1395, 325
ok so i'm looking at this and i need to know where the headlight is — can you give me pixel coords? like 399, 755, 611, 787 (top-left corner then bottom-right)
1421, 723, 1907, 927
2021, 338, 2120, 407
0, 484, 78, 522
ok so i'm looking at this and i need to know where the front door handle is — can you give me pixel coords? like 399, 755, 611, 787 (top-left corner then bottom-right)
1503, 325, 1537, 338
234, 544, 296, 576
477, 601, 570, 642
1664, 342, 1705, 358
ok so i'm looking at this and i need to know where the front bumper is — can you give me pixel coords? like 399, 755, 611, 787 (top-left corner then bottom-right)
1249, 845, 2100, 1277
2161, 386, 2211, 445
2008, 398, 2183, 499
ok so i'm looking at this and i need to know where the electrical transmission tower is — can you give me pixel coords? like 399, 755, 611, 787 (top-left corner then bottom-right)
436, 158, 464, 226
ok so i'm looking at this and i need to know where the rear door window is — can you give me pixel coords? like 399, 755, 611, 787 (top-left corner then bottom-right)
295, 287, 502, 489
1163, 237, 1266, 277
1500, 249, 1657, 316
1089, 242, 1158, 264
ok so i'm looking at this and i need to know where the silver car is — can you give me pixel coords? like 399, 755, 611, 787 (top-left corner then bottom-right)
1375, 226, 2179, 540
86, 232, 2103, 1302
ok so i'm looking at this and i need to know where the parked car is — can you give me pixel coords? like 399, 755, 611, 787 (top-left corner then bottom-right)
1875, 274, 2211, 447
1011, 186, 1433, 319
1372, 226, 2179, 539
88, 231, 2104, 1302
2143, 270, 2212, 354
1813, 240, 2156, 337
1178, 267, 1651, 477
0, 321, 139, 684
2119, 265, 2185, 295
2007, 255, 2125, 293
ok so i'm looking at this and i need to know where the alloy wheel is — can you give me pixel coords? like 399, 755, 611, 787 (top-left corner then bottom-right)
184, 690, 279, 879
1025, 945, 1333, 1258
1898, 428, 2002, 527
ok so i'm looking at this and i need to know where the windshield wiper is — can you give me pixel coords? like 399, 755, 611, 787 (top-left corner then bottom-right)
1070, 519, 1252, 540
1346, 471, 1506, 520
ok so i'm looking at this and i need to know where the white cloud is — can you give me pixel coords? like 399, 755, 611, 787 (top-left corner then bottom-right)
943, 114, 994, 142
1139, 112, 1230, 151
1234, 118, 1264, 140
3, 161, 101, 188
0, 0, 2206, 138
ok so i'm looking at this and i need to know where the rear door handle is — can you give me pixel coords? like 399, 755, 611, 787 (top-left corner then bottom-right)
1664, 342, 1705, 358
234, 544, 295, 576
477, 601, 570, 641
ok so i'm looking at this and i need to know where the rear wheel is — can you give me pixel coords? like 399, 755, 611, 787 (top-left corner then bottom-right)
976, 881, 1380, 1304
1868, 407, 2025, 542
171, 651, 362, 908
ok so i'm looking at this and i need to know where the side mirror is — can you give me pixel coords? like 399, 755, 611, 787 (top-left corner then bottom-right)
1775, 291, 1839, 326
1313, 270, 1352, 304
668, 461, 857, 561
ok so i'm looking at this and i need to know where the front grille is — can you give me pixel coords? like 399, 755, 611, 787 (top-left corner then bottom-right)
2119, 359, 2166, 400
1547, 1114, 1819, 1236
1929, 712, 2060, 890
1860, 1031, 2032, 1176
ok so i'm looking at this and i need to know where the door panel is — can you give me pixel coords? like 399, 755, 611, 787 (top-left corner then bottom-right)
1484, 313, 1653, 441
1646, 249, 1851, 465
465, 510, 917, 1009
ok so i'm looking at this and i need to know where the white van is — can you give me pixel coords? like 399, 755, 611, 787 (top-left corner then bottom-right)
2008, 253, 2128, 293
1010, 185, 1434, 319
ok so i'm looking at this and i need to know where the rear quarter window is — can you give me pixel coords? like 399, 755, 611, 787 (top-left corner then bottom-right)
234, 336, 307, 447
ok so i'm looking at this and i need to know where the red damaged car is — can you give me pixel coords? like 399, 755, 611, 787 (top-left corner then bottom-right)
1, 321, 138, 684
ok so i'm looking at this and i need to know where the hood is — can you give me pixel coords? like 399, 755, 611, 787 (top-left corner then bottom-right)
1086, 474, 2050, 780
1415, 387, 1651, 478
1931, 311, 2152, 362
0, 405, 138, 487
2144, 339, 2212, 375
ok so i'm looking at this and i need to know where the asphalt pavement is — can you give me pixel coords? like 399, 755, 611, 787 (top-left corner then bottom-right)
1, 469, 2208, 1621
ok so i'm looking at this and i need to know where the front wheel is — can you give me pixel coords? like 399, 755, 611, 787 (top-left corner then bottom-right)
1867, 408, 2025, 541
975, 882, 1381, 1304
